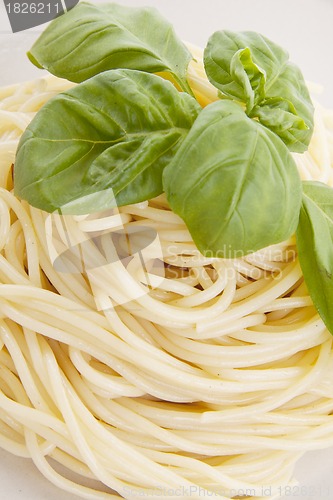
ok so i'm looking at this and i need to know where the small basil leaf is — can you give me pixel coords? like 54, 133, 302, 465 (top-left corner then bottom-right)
262, 62, 314, 152
204, 30, 314, 152
296, 181, 333, 334
27, 1, 193, 92
204, 30, 288, 109
14, 69, 200, 214
230, 47, 266, 112
163, 100, 302, 257
251, 96, 309, 150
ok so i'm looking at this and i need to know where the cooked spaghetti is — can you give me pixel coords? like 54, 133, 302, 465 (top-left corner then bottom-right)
0, 49, 333, 500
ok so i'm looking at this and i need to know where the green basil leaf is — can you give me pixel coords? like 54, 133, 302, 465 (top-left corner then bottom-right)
27, 1, 192, 92
229, 47, 266, 112
204, 30, 314, 152
14, 69, 200, 214
260, 62, 314, 152
203, 30, 288, 110
163, 100, 302, 257
296, 181, 333, 334
251, 96, 308, 149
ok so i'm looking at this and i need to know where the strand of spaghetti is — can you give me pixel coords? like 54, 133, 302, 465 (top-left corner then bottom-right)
44, 342, 227, 499
25, 429, 120, 500
0, 189, 41, 286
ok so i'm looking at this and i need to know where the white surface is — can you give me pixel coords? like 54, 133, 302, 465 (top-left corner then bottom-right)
0, 0, 333, 499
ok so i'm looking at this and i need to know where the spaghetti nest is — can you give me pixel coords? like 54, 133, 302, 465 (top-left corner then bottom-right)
0, 55, 333, 499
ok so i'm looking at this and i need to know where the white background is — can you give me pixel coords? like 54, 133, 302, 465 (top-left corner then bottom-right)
0, 0, 333, 499
1, 0, 333, 107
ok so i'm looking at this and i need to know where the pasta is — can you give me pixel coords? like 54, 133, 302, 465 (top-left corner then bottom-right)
0, 49, 333, 500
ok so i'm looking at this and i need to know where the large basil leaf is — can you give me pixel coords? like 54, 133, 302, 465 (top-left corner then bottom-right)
296, 181, 333, 334
204, 30, 314, 152
163, 100, 302, 257
14, 69, 200, 214
27, 1, 192, 92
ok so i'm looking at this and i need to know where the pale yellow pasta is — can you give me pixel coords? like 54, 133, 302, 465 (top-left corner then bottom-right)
0, 51, 333, 500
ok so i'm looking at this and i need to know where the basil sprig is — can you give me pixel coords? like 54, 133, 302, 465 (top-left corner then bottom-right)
204, 30, 314, 152
14, 2, 333, 334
